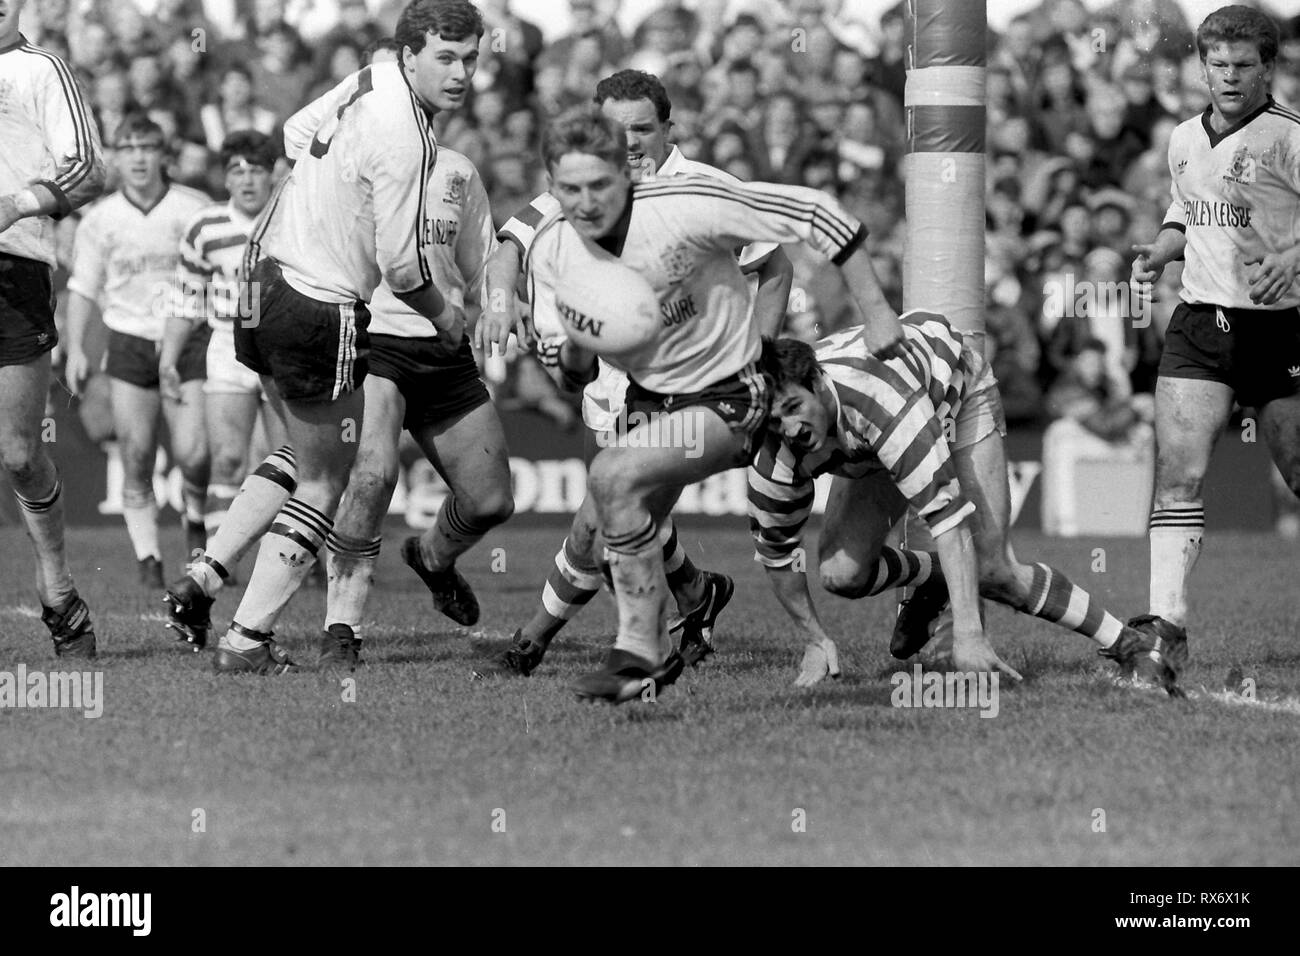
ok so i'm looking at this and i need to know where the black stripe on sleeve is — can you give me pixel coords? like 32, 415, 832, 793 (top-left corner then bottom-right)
831, 224, 869, 266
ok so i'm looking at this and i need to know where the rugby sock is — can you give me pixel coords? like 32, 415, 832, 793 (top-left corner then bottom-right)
526, 536, 603, 644
866, 547, 938, 596
660, 520, 703, 603
1025, 563, 1122, 648
325, 532, 382, 637
223, 497, 330, 650
420, 494, 498, 571
182, 478, 206, 530
190, 445, 297, 598
605, 516, 672, 663
203, 483, 241, 537
14, 477, 75, 609
122, 487, 161, 561
1148, 504, 1204, 627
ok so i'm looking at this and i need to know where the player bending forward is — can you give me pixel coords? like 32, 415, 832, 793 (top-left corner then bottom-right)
752, 317, 1185, 696
1130, 4, 1300, 658
477, 69, 794, 677
533, 105, 899, 703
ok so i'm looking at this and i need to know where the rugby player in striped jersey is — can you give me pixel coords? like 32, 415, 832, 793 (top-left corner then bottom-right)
752, 317, 1184, 696
0, 0, 105, 657
529, 105, 898, 703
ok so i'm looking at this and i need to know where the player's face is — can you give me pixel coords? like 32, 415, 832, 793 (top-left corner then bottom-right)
600, 97, 670, 180
114, 135, 166, 191
225, 159, 273, 217
1202, 40, 1274, 122
548, 152, 630, 240
404, 32, 479, 114
0, 0, 27, 46
770, 382, 831, 454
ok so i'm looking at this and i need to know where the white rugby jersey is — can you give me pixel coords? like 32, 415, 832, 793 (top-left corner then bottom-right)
0, 34, 105, 268
1164, 97, 1300, 310
502, 146, 779, 428
174, 200, 255, 328
252, 61, 437, 305
68, 184, 211, 340
749, 313, 976, 569
282, 89, 493, 338
527, 175, 866, 395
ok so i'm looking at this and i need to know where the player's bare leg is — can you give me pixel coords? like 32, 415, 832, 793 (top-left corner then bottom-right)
110, 377, 165, 586
1259, 392, 1300, 499
0, 356, 96, 656
162, 378, 209, 565
956, 427, 1182, 693
214, 384, 363, 671
321, 375, 405, 667
1144, 376, 1233, 640
402, 399, 514, 625
807, 472, 944, 682
576, 408, 741, 702
203, 389, 261, 544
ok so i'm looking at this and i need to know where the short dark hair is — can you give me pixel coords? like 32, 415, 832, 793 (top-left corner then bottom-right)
728, 58, 759, 78
113, 112, 165, 146
220, 130, 278, 170
762, 337, 820, 393
395, 0, 485, 58
594, 69, 672, 123
541, 104, 628, 172
1196, 4, 1279, 63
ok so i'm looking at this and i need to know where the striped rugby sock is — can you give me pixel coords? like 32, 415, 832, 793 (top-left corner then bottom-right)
660, 519, 701, 596
866, 547, 937, 596
1025, 563, 1122, 647
325, 532, 382, 637
15, 476, 75, 609
605, 516, 671, 663
225, 496, 331, 648
1148, 503, 1204, 627
421, 494, 498, 571
122, 486, 161, 562
193, 445, 297, 597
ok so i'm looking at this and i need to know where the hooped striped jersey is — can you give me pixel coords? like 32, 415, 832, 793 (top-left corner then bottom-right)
67, 184, 212, 341
0, 34, 105, 268
251, 61, 438, 305
282, 86, 493, 337
1163, 97, 1300, 310
174, 200, 256, 328
748, 312, 977, 569
501, 145, 779, 428
526, 175, 866, 395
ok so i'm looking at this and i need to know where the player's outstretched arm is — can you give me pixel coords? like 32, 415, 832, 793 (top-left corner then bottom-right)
935, 520, 1022, 681
838, 245, 903, 354
1131, 227, 1186, 289
394, 284, 464, 345
63, 292, 97, 396
763, 566, 841, 687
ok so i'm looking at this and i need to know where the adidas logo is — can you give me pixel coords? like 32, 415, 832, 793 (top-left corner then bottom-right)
1289, 366, 1300, 377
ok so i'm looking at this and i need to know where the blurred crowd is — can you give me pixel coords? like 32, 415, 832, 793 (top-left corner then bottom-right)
23, 0, 1300, 431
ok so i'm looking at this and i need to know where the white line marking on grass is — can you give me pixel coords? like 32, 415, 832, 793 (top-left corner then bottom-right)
1, 606, 42, 618
1189, 688, 1300, 716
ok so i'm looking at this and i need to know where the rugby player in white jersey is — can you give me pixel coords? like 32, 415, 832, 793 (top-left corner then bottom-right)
475, 69, 794, 678
0, 0, 105, 657
64, 113, 211, 588
751, 320, 1185, 696
207, 0, 465, 674
529, 105, 898, 703
276, 5, 508, 669
1130, 5, 1300, 660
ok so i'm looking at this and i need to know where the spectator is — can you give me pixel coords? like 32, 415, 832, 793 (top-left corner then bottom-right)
308, 39, 364, 103
749, 91, 812, 184
92, 64, 136, 148
314, 0, 385, 77
200, 63, 277, 153
246, 20, 312, 123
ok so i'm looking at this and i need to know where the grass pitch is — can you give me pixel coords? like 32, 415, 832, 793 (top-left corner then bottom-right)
1, 523, 1297, 866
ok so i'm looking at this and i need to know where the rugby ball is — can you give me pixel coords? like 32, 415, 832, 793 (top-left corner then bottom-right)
554, 258, 660, 358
